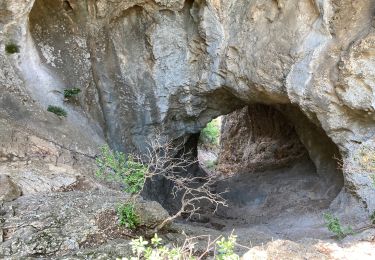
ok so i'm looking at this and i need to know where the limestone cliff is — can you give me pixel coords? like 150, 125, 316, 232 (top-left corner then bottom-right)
1, 0, 375, 219
1, 0, 375, 257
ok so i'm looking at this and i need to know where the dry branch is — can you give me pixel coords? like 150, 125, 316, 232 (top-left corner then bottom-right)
138, 135, 228, 232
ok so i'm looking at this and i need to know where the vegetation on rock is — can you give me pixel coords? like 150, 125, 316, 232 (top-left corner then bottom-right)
323, 213, 353, 239
96, 136, 227, 232
47, 105, 67, 117
122, 233, 240, 260
216, 234, 239, 260
96, 145, 146, 194
5, 43, 20, 54
198, 118, 221, 171
63, 87, 81, 100
200, 118, 221, 146
117, 203, 140, 229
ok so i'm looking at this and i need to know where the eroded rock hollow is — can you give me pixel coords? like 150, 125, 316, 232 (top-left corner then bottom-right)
1, 0, 375, 258
202, 104, 344, 235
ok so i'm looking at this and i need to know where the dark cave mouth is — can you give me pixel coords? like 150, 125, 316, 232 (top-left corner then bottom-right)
192, 104, 344, 230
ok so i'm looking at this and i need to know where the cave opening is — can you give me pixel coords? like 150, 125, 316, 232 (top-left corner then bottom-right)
197, 116, 222, 173
193, 104, 344, 238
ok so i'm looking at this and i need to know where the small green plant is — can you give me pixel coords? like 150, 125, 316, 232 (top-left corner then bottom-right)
129, 236, 150, 259
216, 234, 240, 260
47, 105, 67, 117
129, 234, 169, 259
63, 88, 81, 99
370, 211, 375, 225
200, 118, 220, 145
96, 145, 146, 194
117, 203, 140, 229
323, 213, 353, 239
5, 43, 20, 54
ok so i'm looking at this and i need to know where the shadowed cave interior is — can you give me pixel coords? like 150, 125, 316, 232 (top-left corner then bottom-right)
160, 104, 344, 239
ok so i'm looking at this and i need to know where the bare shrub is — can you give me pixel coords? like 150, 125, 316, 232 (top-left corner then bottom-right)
96, 134, 227, 232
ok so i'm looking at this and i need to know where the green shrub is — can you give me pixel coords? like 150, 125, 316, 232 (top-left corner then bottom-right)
96, 145, 146, 194
64, 88, 81, 99
5, 43, 20, 54
216, 234, 240, 260
323, 213, 353, 239
126, 233, 239, 259
117, 203, 140, 229
47, 105, 67, 117
200, 118, 220, 145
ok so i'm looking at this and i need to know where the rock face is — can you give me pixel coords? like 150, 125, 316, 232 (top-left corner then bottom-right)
1, 0, 375, 253
218, 104, 308, 174
0, 175, 21, 202
0, 191, 169, 259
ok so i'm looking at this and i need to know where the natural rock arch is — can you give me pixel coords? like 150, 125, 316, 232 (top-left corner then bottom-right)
1, 0, 375, 258
2, 0, 375, 226
209, 104, 345, 232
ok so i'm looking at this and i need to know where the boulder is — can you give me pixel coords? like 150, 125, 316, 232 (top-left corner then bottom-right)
0, 191, 169, 259
0, 175, 21, 202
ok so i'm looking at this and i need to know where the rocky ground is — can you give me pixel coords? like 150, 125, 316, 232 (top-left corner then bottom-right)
0, 187, 169, 259
1, 0, 375, 258
2, 156, 374, 259
1, 185, 374, 259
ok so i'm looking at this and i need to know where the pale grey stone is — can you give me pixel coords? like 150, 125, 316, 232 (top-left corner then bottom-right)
0, 175, 21, 202
0, 0, 375, 257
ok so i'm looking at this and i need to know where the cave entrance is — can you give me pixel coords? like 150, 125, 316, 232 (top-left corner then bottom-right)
197, 116, 222, 172
195, 104, 344, 237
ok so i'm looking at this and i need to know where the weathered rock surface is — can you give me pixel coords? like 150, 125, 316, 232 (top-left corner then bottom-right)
218, 104, 307, 174
0, 191, 169, 259
0, 0, 374, 208
0, 175, 21, 202
1, 0, 375, 257
215, 104, 346, 222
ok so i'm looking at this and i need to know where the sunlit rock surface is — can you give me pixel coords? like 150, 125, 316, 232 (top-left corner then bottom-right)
1, 0, 375, 258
